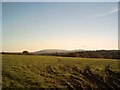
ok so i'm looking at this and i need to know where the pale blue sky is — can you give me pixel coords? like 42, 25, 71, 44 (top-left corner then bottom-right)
0, 1, 2, 52
2, 2, 118, 52
1, 0, 120, 2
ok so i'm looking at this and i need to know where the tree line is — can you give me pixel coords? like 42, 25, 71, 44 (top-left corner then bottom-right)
42, 50, 120, 59
1, 50, 120, 59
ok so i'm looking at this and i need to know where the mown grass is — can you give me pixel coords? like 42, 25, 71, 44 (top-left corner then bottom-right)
2, 55, 120, 89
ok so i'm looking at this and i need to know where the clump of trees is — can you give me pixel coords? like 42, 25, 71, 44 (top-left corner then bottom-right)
22, 51, 29, 55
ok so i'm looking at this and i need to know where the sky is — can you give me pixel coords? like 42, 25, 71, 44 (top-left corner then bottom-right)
0, 1, 2, 52
1, 0, 120, 2
2, 2, 118, 52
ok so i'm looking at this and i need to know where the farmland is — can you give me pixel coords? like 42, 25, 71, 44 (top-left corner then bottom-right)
2, 55, 120, 89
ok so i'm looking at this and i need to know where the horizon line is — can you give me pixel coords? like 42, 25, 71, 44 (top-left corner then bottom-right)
1, 48, 119, 53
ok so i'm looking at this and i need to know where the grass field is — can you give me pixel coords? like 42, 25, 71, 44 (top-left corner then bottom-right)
2, 55, 120, 89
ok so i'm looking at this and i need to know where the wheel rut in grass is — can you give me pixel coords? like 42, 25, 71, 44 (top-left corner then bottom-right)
43, 65, 120, 89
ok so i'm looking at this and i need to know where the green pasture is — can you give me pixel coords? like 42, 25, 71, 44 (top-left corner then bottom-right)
2, 55, 120, 89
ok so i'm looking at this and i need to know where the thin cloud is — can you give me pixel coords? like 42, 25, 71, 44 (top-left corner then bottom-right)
95, 7, 119, 18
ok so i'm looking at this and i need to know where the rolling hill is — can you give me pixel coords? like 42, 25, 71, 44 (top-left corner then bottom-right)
33, 49, 84, 54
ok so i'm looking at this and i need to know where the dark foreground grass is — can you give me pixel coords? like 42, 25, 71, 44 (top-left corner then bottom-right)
2, 55, 120, 89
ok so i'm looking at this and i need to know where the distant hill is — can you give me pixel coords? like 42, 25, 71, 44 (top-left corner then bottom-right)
33, 49, 84, 54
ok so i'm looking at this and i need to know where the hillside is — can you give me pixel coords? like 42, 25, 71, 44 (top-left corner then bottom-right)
33, 49, 70, 54
33, 49, 84, 54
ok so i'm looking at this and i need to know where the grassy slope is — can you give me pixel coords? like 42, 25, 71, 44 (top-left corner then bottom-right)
2, 55, 120, 89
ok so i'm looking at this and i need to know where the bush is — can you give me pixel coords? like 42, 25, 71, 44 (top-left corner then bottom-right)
22, 51, 29, 55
